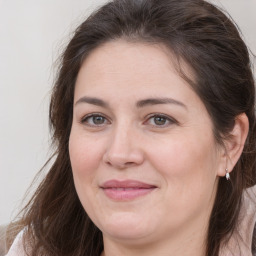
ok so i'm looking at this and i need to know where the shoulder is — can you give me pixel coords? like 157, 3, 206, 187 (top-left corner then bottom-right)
5, 230, 27, 256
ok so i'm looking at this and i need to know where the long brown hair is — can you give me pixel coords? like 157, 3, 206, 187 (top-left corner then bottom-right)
8, 0, 256, 255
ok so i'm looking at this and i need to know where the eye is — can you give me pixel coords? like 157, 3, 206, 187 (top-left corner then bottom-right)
145, 114, 177, 127
81, 114, 109, 127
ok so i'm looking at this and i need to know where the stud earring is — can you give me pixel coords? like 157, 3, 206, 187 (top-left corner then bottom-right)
225, 168, 230, 180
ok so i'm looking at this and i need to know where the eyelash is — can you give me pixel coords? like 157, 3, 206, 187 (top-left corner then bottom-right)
80, 113, 178, 128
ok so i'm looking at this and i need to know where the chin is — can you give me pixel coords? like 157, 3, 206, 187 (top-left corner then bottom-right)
98, 212, 155, 241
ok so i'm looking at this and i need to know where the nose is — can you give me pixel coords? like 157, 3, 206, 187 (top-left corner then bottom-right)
103, 123, 144, 169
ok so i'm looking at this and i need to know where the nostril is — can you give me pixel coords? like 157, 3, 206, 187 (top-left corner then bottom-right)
125, 162, 135, 166
105, 160, 112, 166
105, 160, 136, 169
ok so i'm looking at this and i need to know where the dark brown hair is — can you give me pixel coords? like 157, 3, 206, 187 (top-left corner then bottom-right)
8, 0, 256, 255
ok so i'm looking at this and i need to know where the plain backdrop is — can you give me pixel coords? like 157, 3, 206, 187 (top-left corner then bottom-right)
0, 0, 256, 225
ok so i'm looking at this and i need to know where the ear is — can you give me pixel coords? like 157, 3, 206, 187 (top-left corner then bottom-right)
217, 113, 249, 177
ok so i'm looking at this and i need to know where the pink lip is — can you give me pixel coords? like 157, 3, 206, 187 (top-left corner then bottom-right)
100, 180, 157, 201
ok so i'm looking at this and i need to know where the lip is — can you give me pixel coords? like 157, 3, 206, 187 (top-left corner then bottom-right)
100, 179, 157, 201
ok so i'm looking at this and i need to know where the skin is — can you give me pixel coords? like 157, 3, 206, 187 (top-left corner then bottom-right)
69, 40, 242, 256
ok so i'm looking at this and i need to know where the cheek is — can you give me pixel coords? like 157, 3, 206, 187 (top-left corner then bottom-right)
69, 131, 104, 178
69, 130, 106, 216
68, 130, 106, 210
148, 132, 219, 197
148, 134, 219, 226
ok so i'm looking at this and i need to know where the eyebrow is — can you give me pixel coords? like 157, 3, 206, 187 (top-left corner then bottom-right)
75, 96, 187, 109
75, 96, 109, 108
136, 97, 187, 109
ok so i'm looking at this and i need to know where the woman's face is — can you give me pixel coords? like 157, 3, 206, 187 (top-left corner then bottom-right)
69, 40, 224, 245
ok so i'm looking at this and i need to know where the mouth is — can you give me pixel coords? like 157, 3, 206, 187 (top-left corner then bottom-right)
100, 179, 157, 201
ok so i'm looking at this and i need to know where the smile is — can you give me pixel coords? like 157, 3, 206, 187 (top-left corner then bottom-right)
100, 179, 157, 201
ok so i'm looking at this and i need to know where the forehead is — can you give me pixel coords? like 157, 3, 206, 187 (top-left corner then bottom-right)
81, 40, 177, 72
74, 40, 198, 105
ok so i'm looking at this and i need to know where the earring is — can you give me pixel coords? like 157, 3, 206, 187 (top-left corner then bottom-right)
225, 168, 230, 180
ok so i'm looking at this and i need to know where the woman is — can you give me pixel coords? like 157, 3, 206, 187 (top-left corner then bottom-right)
6, 0, 256, 255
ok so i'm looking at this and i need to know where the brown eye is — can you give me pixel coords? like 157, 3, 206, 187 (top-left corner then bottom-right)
154, 116, 167, 126
92, 116, 105, 125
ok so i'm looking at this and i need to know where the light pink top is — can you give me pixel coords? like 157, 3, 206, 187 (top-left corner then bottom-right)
5, 185, 256, 256
5, 229, 26, 256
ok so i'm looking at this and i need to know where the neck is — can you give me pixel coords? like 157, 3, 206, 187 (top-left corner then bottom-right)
101, 224, 207, 256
